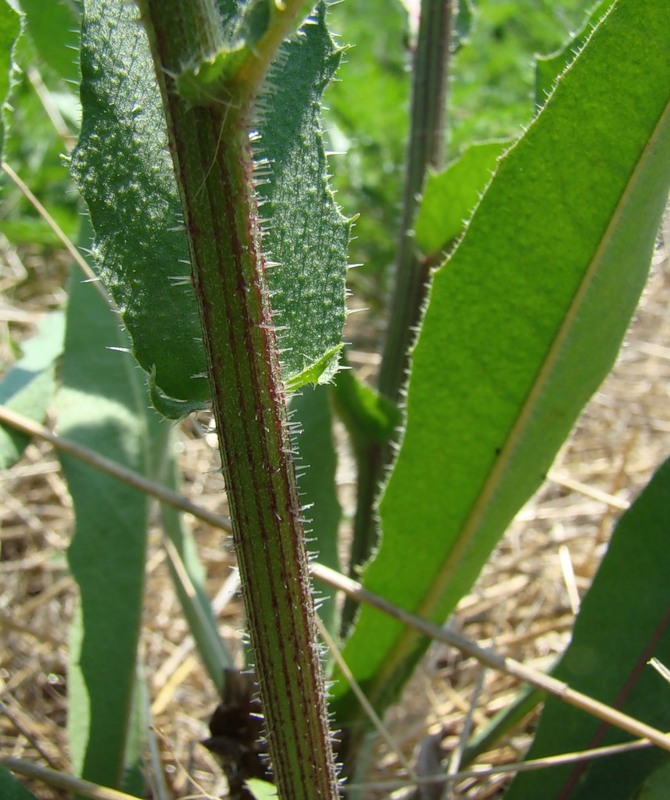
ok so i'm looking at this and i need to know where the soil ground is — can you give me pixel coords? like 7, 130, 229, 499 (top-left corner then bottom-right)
1, 213, 669, 799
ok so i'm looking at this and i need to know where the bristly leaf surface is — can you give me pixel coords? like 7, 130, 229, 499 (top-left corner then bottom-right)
71, 0, 348, 417
254, 6, 349, 386
71, 0, 208, 413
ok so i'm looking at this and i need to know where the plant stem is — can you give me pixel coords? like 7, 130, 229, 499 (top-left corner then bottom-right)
344, 0, 453, 624
137, 2, 338, 798
378, 0, 453, 402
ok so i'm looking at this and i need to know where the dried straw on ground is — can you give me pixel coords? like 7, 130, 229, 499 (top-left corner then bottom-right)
1, 216, 668, 799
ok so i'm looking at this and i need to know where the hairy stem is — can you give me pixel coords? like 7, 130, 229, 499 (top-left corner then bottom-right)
343, 0, 453, 626
137, 2, 338, 798
379, 0, 453, 402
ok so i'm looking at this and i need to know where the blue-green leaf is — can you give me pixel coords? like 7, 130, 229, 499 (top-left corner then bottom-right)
505, 458, 670, 800
57, 266, 154, 792
71, 0, 208, 411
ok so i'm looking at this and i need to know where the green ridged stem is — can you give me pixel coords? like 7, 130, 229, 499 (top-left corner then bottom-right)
378, 0, 453, 403
343, 0, 453, 629
136, 2, 338, 798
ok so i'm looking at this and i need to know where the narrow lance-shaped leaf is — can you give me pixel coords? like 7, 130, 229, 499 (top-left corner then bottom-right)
505, 458, 670, 800
334, 0, 670, 723
71, 0, 348, 418
156, 454, 234, 687
57, 264, 155, 793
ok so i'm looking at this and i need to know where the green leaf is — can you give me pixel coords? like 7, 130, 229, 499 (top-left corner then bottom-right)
0, 767, 39, 800
629, 762, 670, 800
334, 0, 670, 722
462, 684, 543, 766
284, 345, 344, 394
19, 0, 80, 83
72, 0, 349, 414
332, 367, 400, 451
453, 0, 474, 50
254, 5, 350, 387
157, 453, 233, 687
0, 311, 64, 468
414, 140, 509, 260
535, 0, 612, 108
505, 459, 670, 800
71, 0, 209, 411
290, 385, 341, 635
247, 778, 278, 800
56, 264, 155, 791
0, 0, 21, 155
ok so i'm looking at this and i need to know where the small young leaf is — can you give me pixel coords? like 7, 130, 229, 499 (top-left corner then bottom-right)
247, 778, 279, 800
284, 345, 343, 393
175, 0, 273, 104
414, 140, 509, 259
